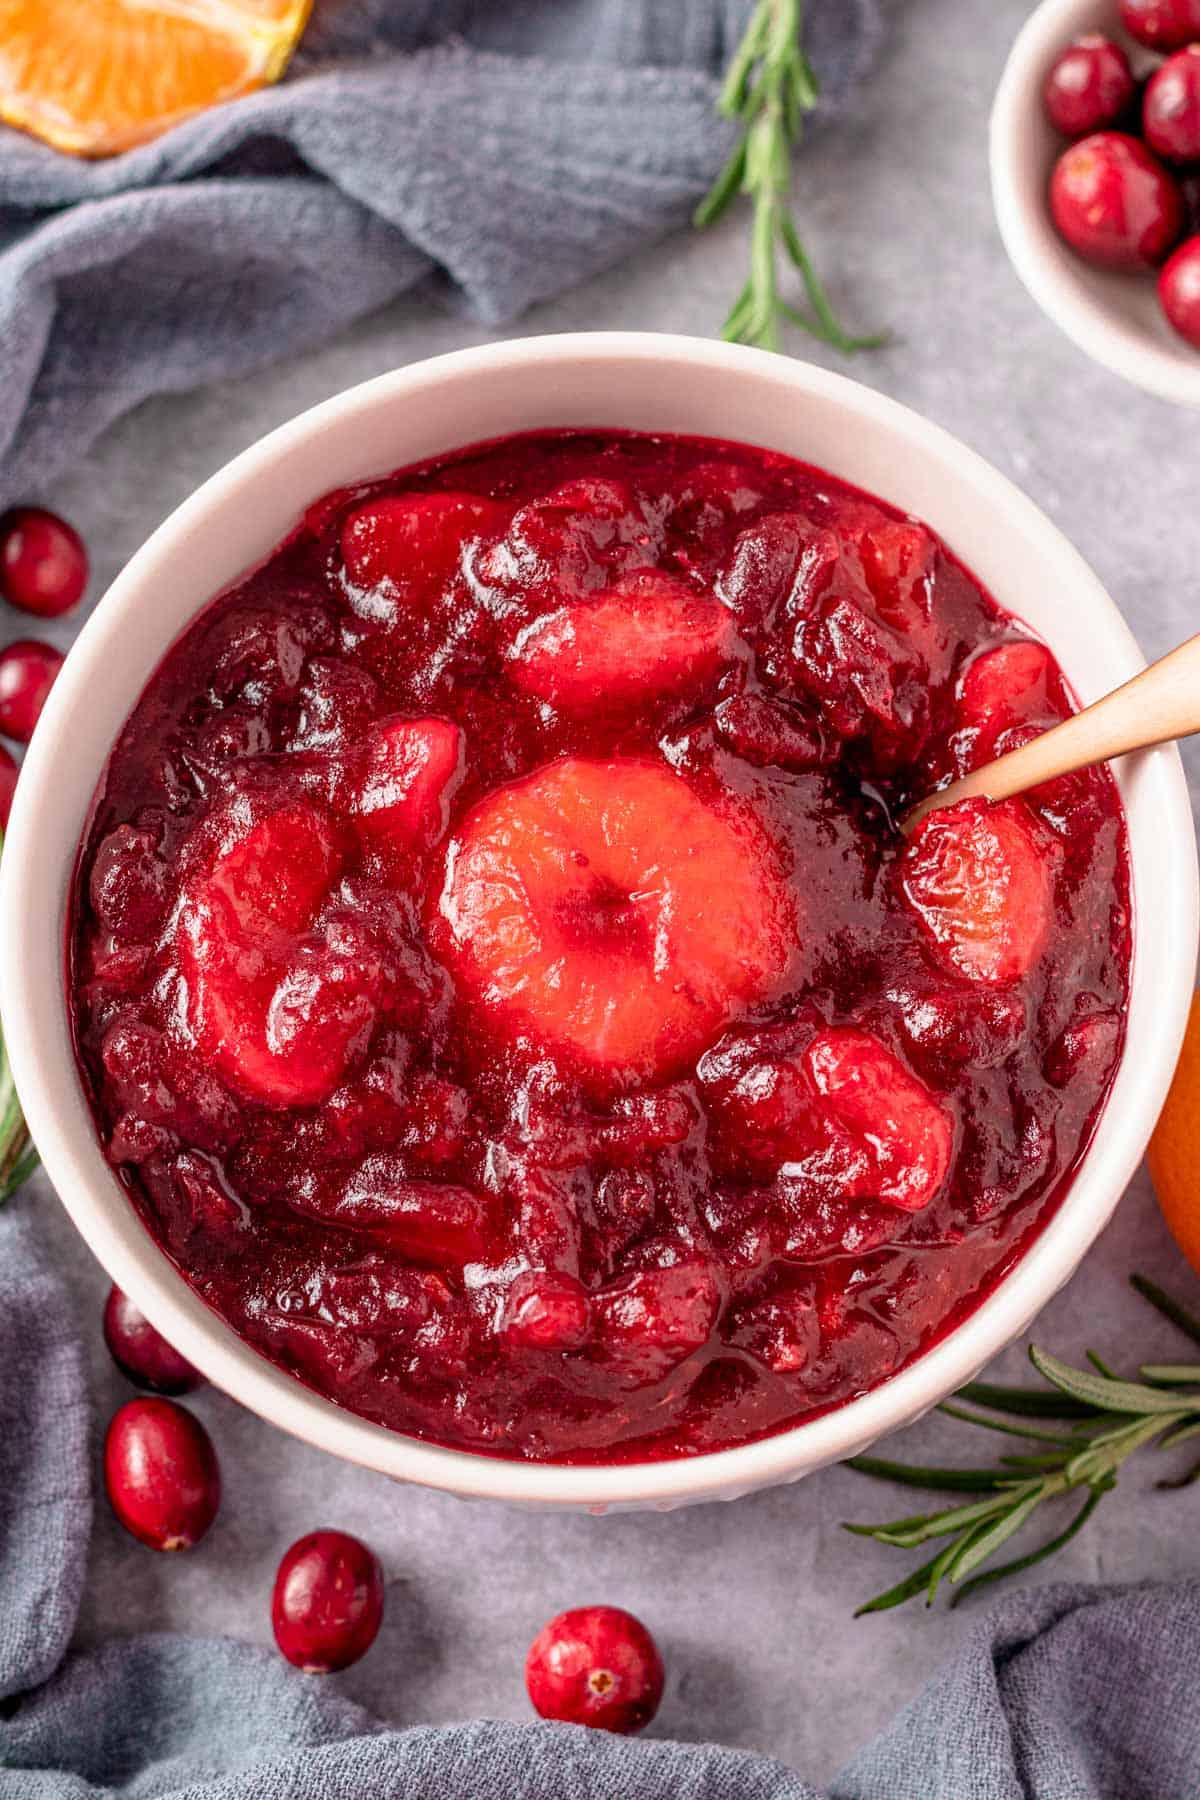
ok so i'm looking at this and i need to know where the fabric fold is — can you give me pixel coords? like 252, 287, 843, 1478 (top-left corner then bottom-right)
0, 0, 881, 506
0, 1201, 91, 1701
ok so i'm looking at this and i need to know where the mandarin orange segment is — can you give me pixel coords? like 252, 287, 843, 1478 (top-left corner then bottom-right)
1148, 989, 1200, 1278
0, 0, 312, 158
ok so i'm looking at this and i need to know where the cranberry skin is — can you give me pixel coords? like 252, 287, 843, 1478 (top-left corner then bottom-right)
1043, 36, 1135, 137
104, 1397, 220, 1551
1119, 0, 1200, 49
0, 743, 16, 831
103, 1286, 203, 1395
1160, 234, 1200, 343
525, 1606, 665, 1735
1144, 47, 1200, 162
0, 638, 64, 741
271, 1530, 384, 1672
502, 1271, 591, 1349
1184, 171, 1200, 231
1050, 133, 1184, 269
0, 508, 87, 618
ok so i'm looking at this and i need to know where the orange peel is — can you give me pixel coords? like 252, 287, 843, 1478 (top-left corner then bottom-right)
1148, 989, 1200, 1278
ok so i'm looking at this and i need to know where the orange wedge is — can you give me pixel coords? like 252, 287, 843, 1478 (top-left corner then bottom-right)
0, 0, 312, 158
1148, 989, 1200, 1279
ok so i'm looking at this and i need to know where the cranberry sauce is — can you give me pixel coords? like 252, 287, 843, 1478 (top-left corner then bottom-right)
70, 432, 1130, 1463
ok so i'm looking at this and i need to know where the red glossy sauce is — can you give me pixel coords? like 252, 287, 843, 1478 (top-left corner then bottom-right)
69, 432, 1130, 1463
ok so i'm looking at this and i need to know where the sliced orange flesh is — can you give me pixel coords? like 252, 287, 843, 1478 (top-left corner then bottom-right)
0, 0, 312, 158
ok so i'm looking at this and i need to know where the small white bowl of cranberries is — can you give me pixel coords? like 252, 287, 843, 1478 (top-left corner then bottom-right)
992, 0, 1200, 403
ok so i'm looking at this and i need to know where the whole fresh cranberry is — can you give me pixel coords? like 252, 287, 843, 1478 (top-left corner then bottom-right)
1144, 47, 1200, 162
1160, 235, 1200, 343
0, 508, 88, 617
502, 1270, 591, 1349
1050, 132, 1183, 269
525, 1605, 664, 1734
271, 1530, 385, 1672
88, 825, 168, 941
1043, 36, 1135, 137
1119, 0, 1200, 49
1045, 1009, 1121, 1089
103, 1286, 203, 1395
104, 1397, 220, 1550
0, 639, 64, 741
0, 744, 16, 831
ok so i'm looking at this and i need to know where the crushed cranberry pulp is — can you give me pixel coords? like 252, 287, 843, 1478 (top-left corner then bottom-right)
70, 432, 1130, 1463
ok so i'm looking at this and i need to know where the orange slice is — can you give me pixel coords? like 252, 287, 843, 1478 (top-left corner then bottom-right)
1148, 989, 1200, 1278
0, 0, 312, 158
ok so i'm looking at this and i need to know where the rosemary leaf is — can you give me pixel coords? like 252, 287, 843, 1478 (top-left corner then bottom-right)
998, 1451, 1083, 1473
1063, 1417, 1172, 1489
717, 8, 768, 115
1030, 1346, 1195, 1416
843, 1454, 1012, 1493
854, 1546, 956, 1617
949, 1489, 1105, 1609
925, 1531, 970, 1608
780, 218, 887, 353
955, 1379, 1094, 1420
936, 1402, 1088, 1447
1160, 1418, 1200, 1452
843, 1512, 937, 1541
0, 829, 36, 1203
0, 1142, 38, 1205
0, 1089, 33, 1202
1131, 1273, 1200, 1348
947, 1488, 1047, 1584
692, 139, 748, 230
859, 1492, 1019, 1552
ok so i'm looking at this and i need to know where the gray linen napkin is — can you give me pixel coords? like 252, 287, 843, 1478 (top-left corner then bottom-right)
0, 0, 881, 509
1, 1192, 1198, 1797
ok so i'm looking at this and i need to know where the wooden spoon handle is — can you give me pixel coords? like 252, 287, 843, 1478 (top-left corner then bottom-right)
903, 632, 1200, 834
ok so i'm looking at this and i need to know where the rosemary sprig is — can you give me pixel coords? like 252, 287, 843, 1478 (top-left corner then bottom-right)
694, 0, 884, 355
844, 1274, 1200, 1614
0, 828, 35, 1203
0, 1022, 35, 1203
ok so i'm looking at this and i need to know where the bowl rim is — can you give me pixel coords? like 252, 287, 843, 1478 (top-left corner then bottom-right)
990, 0, 1200, 409
1, 330, 1195, 1509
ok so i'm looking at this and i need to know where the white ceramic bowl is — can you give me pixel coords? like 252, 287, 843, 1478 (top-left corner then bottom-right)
1, 333, 1195, 1511
991, 0, 1200, 407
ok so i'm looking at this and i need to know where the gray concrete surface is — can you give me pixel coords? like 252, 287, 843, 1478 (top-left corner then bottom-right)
21, 0, 1200, 1782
